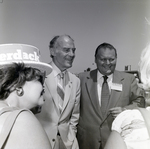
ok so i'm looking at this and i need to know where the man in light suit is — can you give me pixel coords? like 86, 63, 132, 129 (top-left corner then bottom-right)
77, 43, 144, 149
36, 35, 80, 149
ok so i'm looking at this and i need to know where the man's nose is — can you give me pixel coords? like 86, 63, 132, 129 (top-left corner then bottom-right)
69, 49, 75, 56
106, 59, 111, 64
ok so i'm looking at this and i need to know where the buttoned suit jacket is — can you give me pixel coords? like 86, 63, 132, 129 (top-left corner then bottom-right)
36, 69, 80, 149
77, 69, 144, 149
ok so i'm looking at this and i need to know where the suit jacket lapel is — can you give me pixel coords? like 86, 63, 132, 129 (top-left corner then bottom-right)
107, 71, 124, 110
86, 69, 103, 118
61, 72, 72, 114
45, 72, 60, 114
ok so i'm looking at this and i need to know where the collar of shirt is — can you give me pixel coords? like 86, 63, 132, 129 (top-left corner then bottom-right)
51, 61, 67, 81
97, 71, 113, 84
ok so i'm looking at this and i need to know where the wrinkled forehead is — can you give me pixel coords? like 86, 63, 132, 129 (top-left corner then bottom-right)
56, 36, 75, 48
97, 48, 116, 57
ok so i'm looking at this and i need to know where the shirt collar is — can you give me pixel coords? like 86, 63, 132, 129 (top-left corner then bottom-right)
51, 61, 67, 78
97, 70, 113, 81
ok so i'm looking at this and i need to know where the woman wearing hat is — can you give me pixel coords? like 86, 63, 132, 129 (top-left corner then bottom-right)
0, 44, 52, 149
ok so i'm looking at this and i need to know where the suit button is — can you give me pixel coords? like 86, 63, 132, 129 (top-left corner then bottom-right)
52, 139, 55, 142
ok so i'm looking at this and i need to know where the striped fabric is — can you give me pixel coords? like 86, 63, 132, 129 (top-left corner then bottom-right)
57, 73, 65, 113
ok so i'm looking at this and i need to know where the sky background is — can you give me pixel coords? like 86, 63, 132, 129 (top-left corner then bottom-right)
0, 0, 150, 73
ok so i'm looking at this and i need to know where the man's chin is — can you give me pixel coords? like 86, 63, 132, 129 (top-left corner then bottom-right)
65, 63, 73, 69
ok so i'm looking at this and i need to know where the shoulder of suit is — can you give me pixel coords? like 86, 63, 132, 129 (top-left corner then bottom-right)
78, 72, 88, 80
115, 70, 135, 78
78, 69, 96, 77
68, 71, 80, 80
79, 69, 97, 80
78, 71, 88, 76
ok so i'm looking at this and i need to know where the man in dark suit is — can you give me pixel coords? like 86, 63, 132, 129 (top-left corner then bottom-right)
77, 43, 144, 149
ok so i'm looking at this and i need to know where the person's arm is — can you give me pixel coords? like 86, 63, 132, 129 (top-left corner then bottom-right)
109, 75, 145, 118
6, 110, 52, 149
125, 75, 145, 108
104, 130, 127, 149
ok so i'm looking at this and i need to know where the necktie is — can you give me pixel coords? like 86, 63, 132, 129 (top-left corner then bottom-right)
101, 76, 110, 115
57, 72, 65, 113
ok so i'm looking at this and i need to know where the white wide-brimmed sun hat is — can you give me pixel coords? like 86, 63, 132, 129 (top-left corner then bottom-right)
0, 43, 52, 75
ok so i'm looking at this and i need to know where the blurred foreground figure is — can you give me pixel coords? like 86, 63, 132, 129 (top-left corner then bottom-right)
104, 43, 150, 149
0, 44, 52, 149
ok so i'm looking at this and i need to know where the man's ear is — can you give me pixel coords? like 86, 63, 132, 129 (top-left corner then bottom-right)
50, 47, 56, 57
16, 87, 24, 96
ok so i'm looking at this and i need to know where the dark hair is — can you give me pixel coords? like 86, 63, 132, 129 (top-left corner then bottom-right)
49, 35, 74, 58
95, 42, 117, 58
0, 63, 45, 100
49, 35, 60, 49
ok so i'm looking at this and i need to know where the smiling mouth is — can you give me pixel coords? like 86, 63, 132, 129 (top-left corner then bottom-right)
106, 69, 111, 73
66, 59, 74, 62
